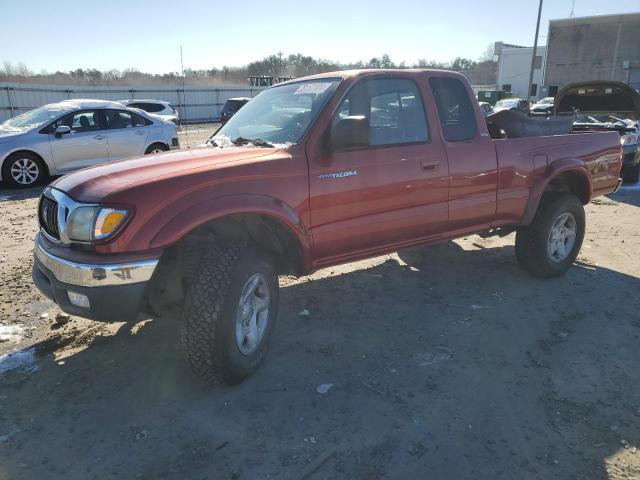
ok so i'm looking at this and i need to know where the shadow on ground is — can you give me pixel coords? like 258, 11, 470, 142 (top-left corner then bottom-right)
1, 242, 639, 479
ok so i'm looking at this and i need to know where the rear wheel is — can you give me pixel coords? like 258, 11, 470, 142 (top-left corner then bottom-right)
622, 163, 640, 184
2, 152, 46, 188
181, 242, 279, 385
145, 143, 169, 155
515, 193, 585, 278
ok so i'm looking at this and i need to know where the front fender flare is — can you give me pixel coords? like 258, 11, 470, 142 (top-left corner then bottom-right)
149, 193, 312, 264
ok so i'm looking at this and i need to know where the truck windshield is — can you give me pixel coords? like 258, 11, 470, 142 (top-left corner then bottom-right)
213, 78, 341, 147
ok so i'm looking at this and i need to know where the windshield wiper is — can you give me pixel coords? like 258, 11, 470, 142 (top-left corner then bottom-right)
232, 137, 274, 148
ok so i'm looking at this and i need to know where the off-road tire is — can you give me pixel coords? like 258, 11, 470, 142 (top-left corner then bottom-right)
515, 193, 585, 278
2, 152, 47, 188
145, 143, 169, 155
622, 163, 640, 184
181, 242, 279, 385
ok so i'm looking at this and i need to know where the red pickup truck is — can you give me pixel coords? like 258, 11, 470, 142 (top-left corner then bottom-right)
32, 69, 622, 384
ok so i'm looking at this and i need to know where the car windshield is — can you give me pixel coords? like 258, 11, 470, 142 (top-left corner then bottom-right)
2, 105, 72, 130
535, 97, 554, 105
496, 99, 519, 108
213, 78, 341, 147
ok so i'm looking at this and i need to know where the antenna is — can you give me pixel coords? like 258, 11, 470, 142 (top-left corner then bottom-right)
180, 45, 189, 148
569, 0, 575, 17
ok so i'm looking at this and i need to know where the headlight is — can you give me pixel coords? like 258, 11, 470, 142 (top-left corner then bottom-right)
621, 133, 639, 146
66, 207, 129, 242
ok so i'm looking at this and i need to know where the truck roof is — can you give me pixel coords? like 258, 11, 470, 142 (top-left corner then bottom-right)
278, 68, 465, 84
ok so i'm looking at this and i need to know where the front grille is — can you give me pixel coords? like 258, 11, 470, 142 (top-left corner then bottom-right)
39, 195, 60, 240
623, 151, 636, 164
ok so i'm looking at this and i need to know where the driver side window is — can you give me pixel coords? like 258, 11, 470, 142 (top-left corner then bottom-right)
333, 78, 429, 147
56, 110, 102, 133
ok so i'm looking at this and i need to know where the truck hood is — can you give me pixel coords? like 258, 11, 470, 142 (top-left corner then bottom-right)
555, 81, 640, 120
53, 145, 280, 202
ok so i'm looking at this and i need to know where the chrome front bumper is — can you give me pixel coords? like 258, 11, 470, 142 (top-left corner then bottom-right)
34, 240, 159, 288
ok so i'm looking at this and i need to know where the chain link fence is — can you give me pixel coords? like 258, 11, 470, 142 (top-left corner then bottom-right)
0, 83, 266, 123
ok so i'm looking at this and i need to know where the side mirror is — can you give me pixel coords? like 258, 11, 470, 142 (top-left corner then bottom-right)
330, 116, 369, 151
54, 125, 71, 138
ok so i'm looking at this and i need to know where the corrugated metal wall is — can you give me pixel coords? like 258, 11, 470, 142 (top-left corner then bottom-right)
0, 83, 266, 123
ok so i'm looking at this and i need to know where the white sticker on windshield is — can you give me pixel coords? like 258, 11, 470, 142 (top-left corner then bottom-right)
294, 82, 332, 95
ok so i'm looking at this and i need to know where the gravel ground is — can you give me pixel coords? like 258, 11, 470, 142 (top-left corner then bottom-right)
0, 150, 639, 479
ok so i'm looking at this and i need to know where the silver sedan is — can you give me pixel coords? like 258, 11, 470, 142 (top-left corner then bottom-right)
0, 99, 179, 188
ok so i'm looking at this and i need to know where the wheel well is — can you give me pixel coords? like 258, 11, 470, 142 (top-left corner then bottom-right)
145, 142, 169, 153
544, 171, 590, 204
2, 150, 49, 178
146, 213, 305, 315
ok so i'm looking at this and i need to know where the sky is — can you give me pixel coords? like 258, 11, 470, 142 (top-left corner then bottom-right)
2, 0, 639, 74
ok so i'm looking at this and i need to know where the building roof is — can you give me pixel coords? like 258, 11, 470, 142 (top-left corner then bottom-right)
550, 12, 640, 27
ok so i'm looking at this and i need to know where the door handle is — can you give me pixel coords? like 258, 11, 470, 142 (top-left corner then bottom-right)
94, 135, 105, 140
421, 161, 440, 172
136, 131, 146, 135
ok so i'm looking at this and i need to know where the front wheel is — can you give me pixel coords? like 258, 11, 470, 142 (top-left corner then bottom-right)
2, 152, 47, 188
515, 193, 585, 278
181, 242, 279, 385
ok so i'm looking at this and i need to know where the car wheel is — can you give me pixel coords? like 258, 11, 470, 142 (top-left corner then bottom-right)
622, 163, 640, 184
181, 241, 279, 385
145, 143, 169, 155
515, 193, 585, 278
2, 152, 46, 188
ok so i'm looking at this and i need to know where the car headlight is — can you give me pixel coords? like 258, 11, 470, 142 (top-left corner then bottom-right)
621, 133, 639, 146
66, 207, 129, 242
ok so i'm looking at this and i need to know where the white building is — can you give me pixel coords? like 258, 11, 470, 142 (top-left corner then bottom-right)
497, 46, 547, 99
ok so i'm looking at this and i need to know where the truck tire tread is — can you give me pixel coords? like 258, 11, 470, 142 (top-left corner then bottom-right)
180, 241, 244, 385
515, 193, 585, 278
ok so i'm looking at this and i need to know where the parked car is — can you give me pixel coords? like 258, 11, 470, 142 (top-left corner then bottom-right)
555, 80, 640, 183
478, 101, 494, 116
530, 97, 554, 115
493, 98, 530, 113
220, 97, 250, 124
0, 99, 179, 188
32, 70, 622, 385
119, 99, 179, 124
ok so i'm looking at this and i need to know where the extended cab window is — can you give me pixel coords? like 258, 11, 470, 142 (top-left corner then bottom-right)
429, 77, 477, 141
335, 78, 428, 146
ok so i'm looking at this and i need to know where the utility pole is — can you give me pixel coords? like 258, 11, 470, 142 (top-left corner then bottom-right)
527, 0, 543, 101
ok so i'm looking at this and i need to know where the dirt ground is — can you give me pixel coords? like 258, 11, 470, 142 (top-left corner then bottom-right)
0, 135, 639, 479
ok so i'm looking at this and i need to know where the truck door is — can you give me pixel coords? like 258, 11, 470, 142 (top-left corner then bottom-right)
308, 77, 449, 262
428, 76, 498, 231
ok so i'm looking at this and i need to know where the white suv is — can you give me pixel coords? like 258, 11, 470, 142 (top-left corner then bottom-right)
0, 99, 179, 188
118, 99, 179, 124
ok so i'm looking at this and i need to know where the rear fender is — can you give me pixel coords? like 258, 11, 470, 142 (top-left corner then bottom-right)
521, 159, 591, 225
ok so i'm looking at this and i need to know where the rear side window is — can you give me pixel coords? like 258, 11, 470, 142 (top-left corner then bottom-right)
105, 110, 134, 129
429, 77, 477, 141
132, 113, 150, 126
129, 102, 165, 113
335, 78, 429, 147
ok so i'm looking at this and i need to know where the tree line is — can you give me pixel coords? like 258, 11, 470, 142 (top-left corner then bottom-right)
0, 51, 497, 86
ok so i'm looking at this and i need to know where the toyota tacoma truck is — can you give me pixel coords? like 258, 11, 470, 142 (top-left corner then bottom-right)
32, 69, 623, 385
